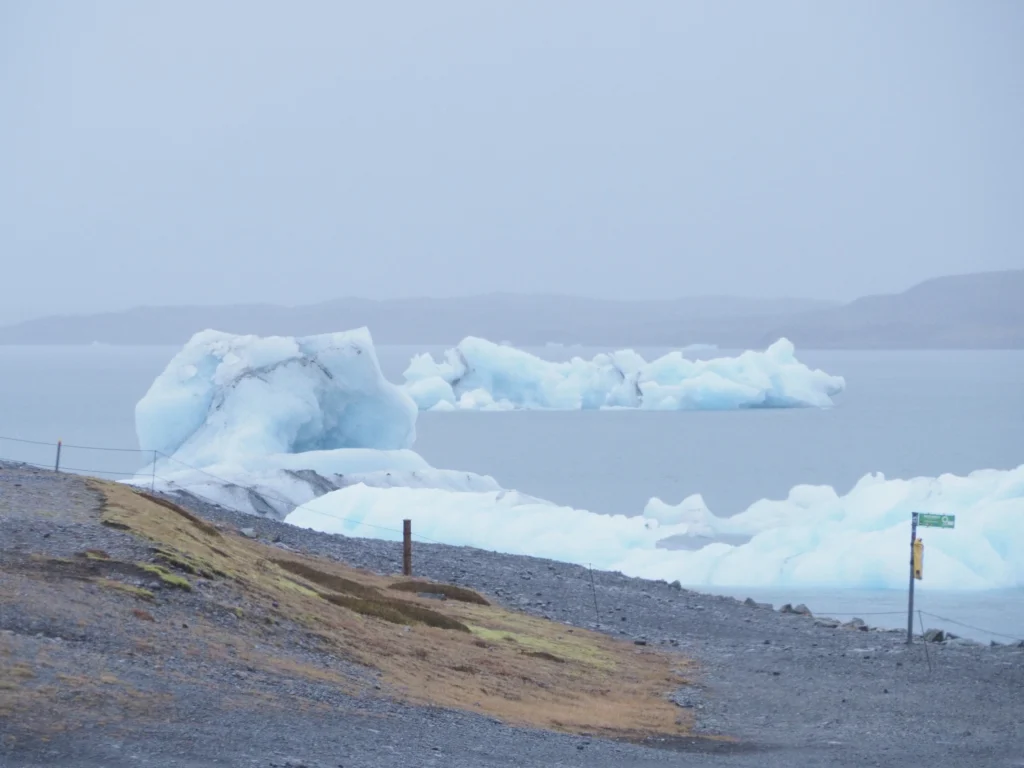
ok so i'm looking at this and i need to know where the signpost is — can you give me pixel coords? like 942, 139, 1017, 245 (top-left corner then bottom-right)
917, 513, 955, 529
907, 512, 956, 644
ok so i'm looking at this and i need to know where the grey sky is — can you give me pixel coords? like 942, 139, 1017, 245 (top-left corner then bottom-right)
1, 1, 1022, 322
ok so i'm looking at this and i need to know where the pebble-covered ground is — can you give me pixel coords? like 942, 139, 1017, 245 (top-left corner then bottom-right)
2, 463, 1022, 768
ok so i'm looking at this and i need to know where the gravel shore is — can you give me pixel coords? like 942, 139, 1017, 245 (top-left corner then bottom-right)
2, 463, 1022, 768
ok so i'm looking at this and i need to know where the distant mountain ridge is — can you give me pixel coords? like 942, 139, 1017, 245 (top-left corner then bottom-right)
1, 271, 1020, 349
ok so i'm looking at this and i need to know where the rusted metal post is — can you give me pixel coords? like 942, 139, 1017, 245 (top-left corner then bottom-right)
402, 519, 412, 576
54, 440, 62, 473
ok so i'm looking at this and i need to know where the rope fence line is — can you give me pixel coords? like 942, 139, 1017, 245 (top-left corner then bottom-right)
0, 434, 150, 453
0, 431, 449, 544
1, 432, 1022, 644
919, 611, 1024, 643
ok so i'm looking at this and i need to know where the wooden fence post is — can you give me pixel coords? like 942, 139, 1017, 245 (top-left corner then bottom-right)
402, 519, 412, 576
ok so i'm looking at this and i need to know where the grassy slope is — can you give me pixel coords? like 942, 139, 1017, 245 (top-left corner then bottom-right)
2, 479, 691, 740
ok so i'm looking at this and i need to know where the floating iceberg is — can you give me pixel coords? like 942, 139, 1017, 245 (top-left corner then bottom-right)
131, 328, 499, 516
402, 337, 844, 411
137, 328, 417, 466
287, 466, 1024, 590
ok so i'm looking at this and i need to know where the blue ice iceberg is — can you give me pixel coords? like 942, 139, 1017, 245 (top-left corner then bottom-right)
403, 337, 845, 411
287, 466, 1024, 590
137, 328, 417, 466
132, 328, 500, 516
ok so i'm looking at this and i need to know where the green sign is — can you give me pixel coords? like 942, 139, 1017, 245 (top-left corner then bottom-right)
917, 513, 955, 529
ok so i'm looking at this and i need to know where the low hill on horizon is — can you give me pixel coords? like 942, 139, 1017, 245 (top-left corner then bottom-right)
0, 270, 1020, 349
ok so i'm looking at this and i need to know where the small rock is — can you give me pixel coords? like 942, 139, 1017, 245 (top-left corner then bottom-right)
779, 603, 795, 613
793, 603, 812, 616
814, 618, 841, 629
923, 628, 946, 643
634, 639, 647, 646
669, 580, 682, 590
842, 618, 868, 631
240, 527, 257, 539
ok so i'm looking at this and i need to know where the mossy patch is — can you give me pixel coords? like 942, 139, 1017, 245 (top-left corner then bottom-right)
318, 591, 470, 632
154, 549, 223, 579
468, 625, 613, 670
272, 559, 378, 600
275, 577, 321, 599
389, 580, 489, 605
138, 564, 192, 591
136, 491, 221, 537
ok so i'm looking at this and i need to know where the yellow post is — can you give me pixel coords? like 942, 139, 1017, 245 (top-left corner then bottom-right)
913, 538, 924, 580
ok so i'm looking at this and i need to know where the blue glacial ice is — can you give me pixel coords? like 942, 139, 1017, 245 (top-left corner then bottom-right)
403, 337, 845, 411
132, 328, 502, 516
287, 466, 1024, 590
137, 328, 418, 465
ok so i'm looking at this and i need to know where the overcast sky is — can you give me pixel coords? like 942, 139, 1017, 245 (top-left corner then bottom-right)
1, 1, 1021, 322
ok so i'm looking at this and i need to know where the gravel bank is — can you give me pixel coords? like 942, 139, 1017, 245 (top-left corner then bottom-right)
2, 464, 1022, 768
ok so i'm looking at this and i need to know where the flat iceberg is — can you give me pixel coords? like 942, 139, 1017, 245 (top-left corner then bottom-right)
402, 337, 845, 411
286, 465, 1024, 590
131, 328, 499, 517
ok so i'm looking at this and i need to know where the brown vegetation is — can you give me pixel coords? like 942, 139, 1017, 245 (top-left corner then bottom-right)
6, 478, 691, 739
388, 580, 490, 605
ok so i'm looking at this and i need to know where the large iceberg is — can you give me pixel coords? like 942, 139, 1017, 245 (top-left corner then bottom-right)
137, 328, 417, 465
286, 466, 1024, 590
403, 337, 845, 411
132, 328, 500, 516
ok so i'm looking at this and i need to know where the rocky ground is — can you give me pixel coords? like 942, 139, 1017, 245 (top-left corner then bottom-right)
2, 463, 1022, 768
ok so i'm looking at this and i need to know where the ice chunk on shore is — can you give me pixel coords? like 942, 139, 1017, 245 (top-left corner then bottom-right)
136, 328, 417, 467
286, 465, 1024, 590
151, 448, 505, 520
402, 337, 844, 411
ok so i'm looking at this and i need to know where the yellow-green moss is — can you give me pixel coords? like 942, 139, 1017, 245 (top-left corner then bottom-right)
468, 626, 613, 669
137, 564, 192, 591
275, 577, 321, 599
154, 549, 224, 579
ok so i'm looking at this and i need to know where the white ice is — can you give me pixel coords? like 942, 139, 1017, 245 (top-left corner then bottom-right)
287, 465, 1024, 590
137, 328, 418, 466
402, 337, 845, 411
131, 328, 500, 515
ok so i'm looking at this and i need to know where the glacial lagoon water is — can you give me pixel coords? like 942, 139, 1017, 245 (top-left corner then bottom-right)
1, 343, 1021, 643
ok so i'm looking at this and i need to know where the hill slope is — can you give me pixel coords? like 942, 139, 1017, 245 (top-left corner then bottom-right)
763, 270, 1024, 349
0, 271, 1020, 348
